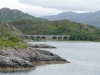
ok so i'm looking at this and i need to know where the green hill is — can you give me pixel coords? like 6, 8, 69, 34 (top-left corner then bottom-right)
0, 22, 27, 49
0, 8, 46, 22
9, 19, 100, 41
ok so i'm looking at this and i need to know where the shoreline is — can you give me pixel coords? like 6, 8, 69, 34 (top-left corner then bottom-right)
28, 41, 100, 43
0, 60, 70, 72
32, 60, 70, 65
0, 67, 36, 72
0, 45, 70, 72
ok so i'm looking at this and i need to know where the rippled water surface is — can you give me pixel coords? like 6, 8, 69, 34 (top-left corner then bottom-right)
1, 41, 100, 75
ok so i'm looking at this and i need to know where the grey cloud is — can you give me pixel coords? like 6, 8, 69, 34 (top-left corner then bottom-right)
19, 0, 100, 12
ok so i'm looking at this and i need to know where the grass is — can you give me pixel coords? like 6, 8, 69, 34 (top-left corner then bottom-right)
0, 40, 27, 50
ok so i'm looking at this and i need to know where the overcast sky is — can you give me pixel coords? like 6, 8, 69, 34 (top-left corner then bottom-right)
0, 0, 100, 17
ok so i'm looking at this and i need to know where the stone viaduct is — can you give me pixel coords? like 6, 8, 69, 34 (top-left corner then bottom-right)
24, 35, 70, 41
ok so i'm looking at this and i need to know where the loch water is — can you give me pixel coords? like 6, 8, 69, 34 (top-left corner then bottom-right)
1, 41, 100, 75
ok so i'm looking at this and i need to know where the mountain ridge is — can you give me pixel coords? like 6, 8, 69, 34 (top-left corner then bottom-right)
41, 11, 100, 27
0, 7, 46, 22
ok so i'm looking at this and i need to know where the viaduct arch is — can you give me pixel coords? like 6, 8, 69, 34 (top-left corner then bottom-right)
24, 35, 70, 41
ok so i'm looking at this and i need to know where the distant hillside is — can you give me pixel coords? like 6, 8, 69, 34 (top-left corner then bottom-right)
41, 11, 100, 27
9, 19, 100, 41
0, 8, 46, 22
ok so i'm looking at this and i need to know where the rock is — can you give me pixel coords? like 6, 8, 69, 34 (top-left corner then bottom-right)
11, 57, 33, 68
28, 43, 57, 48
14, 46, 19, 50
0, 50, 33, 68
0, 47, 70, 72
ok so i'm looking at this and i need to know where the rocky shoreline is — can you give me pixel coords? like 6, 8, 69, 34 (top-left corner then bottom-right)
0, 45, 70, 72
0, 21, 69, 72
28, 43, 57, 48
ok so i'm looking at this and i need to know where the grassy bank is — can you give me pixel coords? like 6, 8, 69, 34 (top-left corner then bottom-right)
0, 40, 27, 49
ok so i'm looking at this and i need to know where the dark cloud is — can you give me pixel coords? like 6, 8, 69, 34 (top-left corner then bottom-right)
19, 0, 100, 12
0, 0, 63, 17
1, 0, 100, 16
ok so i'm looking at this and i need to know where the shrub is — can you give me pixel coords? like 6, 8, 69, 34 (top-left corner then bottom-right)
8, 36, 22, 43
